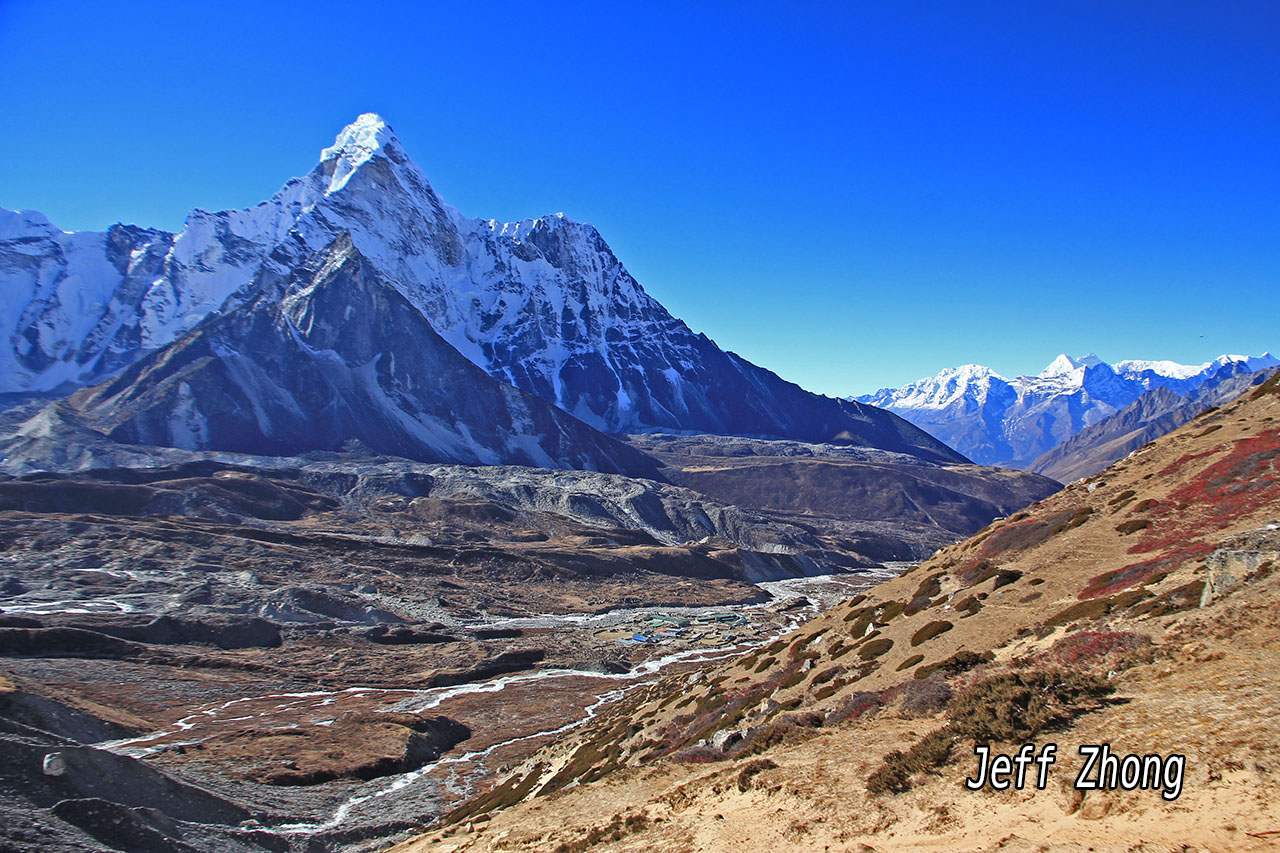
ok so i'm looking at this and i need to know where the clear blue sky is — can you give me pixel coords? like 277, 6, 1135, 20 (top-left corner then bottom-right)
1, 0, 1276, 395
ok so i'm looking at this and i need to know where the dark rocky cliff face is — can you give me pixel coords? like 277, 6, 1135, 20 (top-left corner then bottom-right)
72, 236, 660, 478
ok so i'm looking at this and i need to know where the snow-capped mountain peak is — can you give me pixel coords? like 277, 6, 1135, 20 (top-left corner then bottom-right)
0, 208, 62, 240
0, 113, 963, 463
319, 112, 401, 194
860, 361, 1008, 409
1209, 352, 1278, 374
855, 350, 1277, 468
1111, 353, 1279, 382
492, 212, 577, 241
1038, 352, 1104, 379
1111, 358, 1205, 380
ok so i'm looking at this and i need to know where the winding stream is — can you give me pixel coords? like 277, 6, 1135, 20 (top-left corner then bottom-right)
91, 571, 894, 842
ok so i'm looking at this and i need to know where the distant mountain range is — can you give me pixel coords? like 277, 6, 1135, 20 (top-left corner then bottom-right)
856, 352, 1278, 472
1026, 365, 1278, 482
1, 114, 960, 467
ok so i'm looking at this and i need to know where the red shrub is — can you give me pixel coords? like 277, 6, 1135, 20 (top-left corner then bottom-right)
827, 691, 882, 726
1041, 630, 1150, 666
1079, 556, 1176, 600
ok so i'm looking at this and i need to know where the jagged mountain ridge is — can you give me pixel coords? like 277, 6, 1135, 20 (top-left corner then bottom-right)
0, 114, 960, 463
855, 351, 1278, 467
1027, 365, 1279, 483
66, 235, 660, 477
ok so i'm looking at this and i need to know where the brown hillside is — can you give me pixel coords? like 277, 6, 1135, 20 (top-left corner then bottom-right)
397, 373, 1280, 852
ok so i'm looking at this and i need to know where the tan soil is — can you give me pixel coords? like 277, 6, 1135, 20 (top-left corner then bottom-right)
394, 377, 1280, 852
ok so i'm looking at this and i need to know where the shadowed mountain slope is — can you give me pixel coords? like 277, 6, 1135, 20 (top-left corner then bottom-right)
70, 236, 659, 477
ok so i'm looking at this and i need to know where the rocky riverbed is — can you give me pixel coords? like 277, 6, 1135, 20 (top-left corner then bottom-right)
0, 456, 898, 851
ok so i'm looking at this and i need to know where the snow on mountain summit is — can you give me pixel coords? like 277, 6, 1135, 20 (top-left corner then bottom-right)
0, 114, 961, 461
856, 351, 1278, 469
862, 364, 1007, 412
0, 208, 63, 240
1038, 352, 1104, 379
319, 112, 401, 194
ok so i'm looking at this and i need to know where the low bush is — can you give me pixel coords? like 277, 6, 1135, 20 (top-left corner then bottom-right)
1128, 581, 1206, 619
946, 670, 1113, 742
672, 745, 725, 764
827, 691, 881, 725
737, 758, 778, 791
811, 665, 845, 686
894, 674, 952, 716
866, 669, 1113, 795
1039, 630, 1151, 668
904, 574, 943, 615
858, 638, 894, 659
910, 620, 953, 647
739, 721, 815, 756
866, 728, 953, 794
1115, 519, 1151, 535
913, 649, 991, 680
896, 653, 924, 671
1051, 505, 1094, 534
781, 711, 824, 729
992, 569, 1023, 589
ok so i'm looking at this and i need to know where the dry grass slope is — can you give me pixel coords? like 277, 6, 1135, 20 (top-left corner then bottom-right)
393, 376, 1280, 852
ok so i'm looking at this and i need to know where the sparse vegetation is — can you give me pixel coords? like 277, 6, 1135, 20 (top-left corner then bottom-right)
866, 728, 953, 794
552, 811, 651, 852
672, 745, 725, 764
1079, 555, 1183, 599
826, 691, 881, 725
446, 762, 545, 825
737, 758, 778, 791
904, 575, 943, 616
910, 620, 953, 647
914, 649, 992, 680
1109, 489, 1136, 507
993, 569, 1022, 589
1250, 372, 1280, 398
867, 669, 1114, 795
1115, 518, 1152, 535
1036, 630, 1151, 669
1051, 505, 1093, 533
753, 655, 776, 673
1043, 588, 1148, 627
946, 670, 1113, 742
858, 638, 894, 659
1129, 580, 1206, 619
893, 675, 952, 716
896, 653, 924, 671
810, 666, 845, 686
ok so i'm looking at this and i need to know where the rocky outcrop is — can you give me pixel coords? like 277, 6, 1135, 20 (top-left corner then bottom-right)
0, 711, 266, 852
